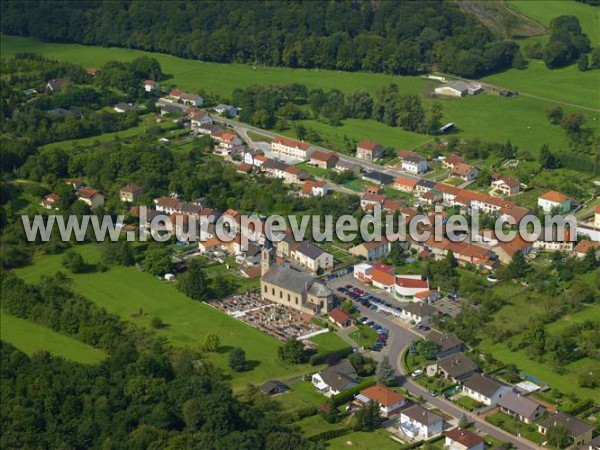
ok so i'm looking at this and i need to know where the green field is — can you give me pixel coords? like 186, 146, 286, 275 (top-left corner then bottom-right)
326, 430, 400, 450
0, 311, 107, 364
2, 34, 598, 154
12, 244, 319, 386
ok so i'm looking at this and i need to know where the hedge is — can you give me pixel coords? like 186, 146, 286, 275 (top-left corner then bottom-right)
563, 398, 593, 416
397, 440, 424, 449
308, 428, 350, 442
331, 378, 375, 406
279, 406, 318, 424
309, 346, 353, 366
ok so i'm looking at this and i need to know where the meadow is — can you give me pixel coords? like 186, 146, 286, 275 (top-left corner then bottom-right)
12, 244, 346, 386
2, 34, 598, 154
0, 310, 107, 364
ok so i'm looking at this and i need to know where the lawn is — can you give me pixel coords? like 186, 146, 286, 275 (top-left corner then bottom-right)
277, 380, 327, 413
0, 310, 107, 365
349, 324, 378, 349
486, 411, 545, 445
246, 131, 273, 143
293, 414, 344, 438
12, 244, 316, 386
310, 332, 352, 354
454, 395, 484, 412
325, 430, 400, 450
2, 34, 597, 155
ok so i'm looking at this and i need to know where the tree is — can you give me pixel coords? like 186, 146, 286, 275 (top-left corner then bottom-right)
61, 250, 86, 273
151, 316, 165, 329
507, 250, 529, 279
560, 112, 586, 136
143, 246, 172, 276
178, 258, 210, 300
426, 101, 443, 134
322, 399, 339, 424
278, 339, 307, 364
355, 400, 380, 431
577, 53, 589, 71
458, 413, 469, 428
375, 356, 396, 386
546, 107, 564, 125
203, 332, 220, 352
539, 144, 559, 169
417, 339, 439, 360
591, 47, 600, 68
546, 423, 571, 448
512, 50, 527, 69
228, 347, 247, 372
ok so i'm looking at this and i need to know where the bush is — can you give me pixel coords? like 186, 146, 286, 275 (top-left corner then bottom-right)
309, 346, 353, 366
331, 378, 375, 406
307, 428, 349, 442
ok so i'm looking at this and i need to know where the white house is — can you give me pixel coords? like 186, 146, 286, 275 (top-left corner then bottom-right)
41, 193, 60, 210
398, 151, 427, 174
271, 136, 314, 161
356, 385, 406, 418
537, 190, 571, 213
302, 180, 328, 197
462, 374, 512, 406
76, 188, 105, 209
214, 104, 238, 117
595, 205, 600, 228
188, 109, 213, 128
212, 130, 242, 150
451, 163, 479, 182
444, 427, 486, 450
311, 360, 358, 397
497, 392, 546, 424
399, 404, 444, 439
394, 275, 429, 299
400, 302, 435, 324
143, 80, 159, 92
491, 176, 520, 196
180, 92, 203, 106
291, 241, 334, 272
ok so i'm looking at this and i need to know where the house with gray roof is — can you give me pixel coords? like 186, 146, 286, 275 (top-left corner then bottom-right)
462, 373, 512, 406
311, 359, 358, 397
425, 330, 466, 358
427, 352, 478, 382
497, 392, 545, 423
291, 241, 334, 273
538, 412, 594, 447
399, 404, 444, 439
260, 380, 288, 396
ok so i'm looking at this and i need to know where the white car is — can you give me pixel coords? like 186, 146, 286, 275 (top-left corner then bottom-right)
411, 369, 423, 377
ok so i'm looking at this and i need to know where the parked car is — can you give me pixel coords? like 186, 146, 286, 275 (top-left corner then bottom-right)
411, 369, 424, 377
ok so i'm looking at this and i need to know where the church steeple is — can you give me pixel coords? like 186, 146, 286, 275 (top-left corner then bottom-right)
261, 240, 273, 277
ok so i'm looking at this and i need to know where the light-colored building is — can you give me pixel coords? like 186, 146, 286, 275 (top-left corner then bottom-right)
76, 188, 104, 209
212, 130, 242, 150
398, 151, 427, 174
119, 183, 143, 203
538, 412, 595, 448
41, 193, 60, 210
356, 385, 406, 418
356, 140, 383, 162
271, 136, 314, 161
349, 240, 391, 261
213, 104, 237, 117
462, 374, 512, 406
188, 109, 213, 128
180, 92, 203, 106
435, 81, 468, 97
491, 176, 520, 196
451, 163, 479, 182
399, 404, 444, 439
328, 308, 354, 327
143, 80, 159, 92
427, 352, 478, 382
595, 205, 600, 228
395, 275, 429, 299
497, 392, 546, 424
291, 241, 334, 272
260, 245, 333, 314
312, 359, 358, 397
537, 190, 570, 213
302, 180, 328, 197
401, 301, 436, 324
444, 427, 486, 450
309, 150, 338, 169
393, 175, 418, 193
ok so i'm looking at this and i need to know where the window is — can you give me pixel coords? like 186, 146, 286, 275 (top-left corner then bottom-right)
279, 290, 282, 298
264, 285, 267, 293
287, 293, 290, 302
271, 288, 275, 295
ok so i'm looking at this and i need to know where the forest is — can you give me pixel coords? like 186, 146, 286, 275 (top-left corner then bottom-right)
0, 0, 525, 78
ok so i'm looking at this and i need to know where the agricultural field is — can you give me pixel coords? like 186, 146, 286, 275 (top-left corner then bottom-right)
0, 311, 107, 364
12, 244, 341, 386
2, 35, 598, 155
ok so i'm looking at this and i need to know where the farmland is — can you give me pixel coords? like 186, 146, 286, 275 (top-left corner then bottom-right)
0, 311, 107, 364
2, 34, 598, 155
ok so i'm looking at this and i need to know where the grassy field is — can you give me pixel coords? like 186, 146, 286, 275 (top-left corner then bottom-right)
277, 380, 327, 413
0, 311, 107, 364
12, 244, 320, 386
325, 430, 400, 450
2, 34, 598, 155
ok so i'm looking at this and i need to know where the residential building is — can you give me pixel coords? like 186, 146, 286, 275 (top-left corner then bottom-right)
169, 89, 183, 100
444, 427, 485, 450
427, 352, 478, 382
443, 154, 465, 169
425, 330, 465, 358
213, 104, 238, 117
311, 360, 358, 397
451, 163, 479, 182
113, 103, 135, 113
588, 435, 600, 449
271, 136, 314, 161
491, 175, 520, 196
143, 80, 159, 92
356, 140, 383, 162
328, 308, 354, 328
395, 276, 430, 299
236, 162, 253, 174
85, 68, 100, 77
414, 289, 440, 304
361, 171, 395, 186
46, 78, 68, 93
399, 404, 444, 439
261, 245, 333, 314
119, 183, 143, 203
596, 205, 600, 228
243, 150, 265, 166
262, 159, 309, 184
309, 150, 338, 169
260, 380, 288, 396
401, 302, 436, 324
574, 240, 600, 258
180, 92, 203, 106
538, 412, 594, 447
394, 175, 419, 193
188, 109, 213, 128
462, 374, 512, 406
349, 240, 391, 261
356, 385, 406, 418
212, 130, 242, 150
154, 197, 182, 214
398, 151, 427, 174
160, 103, 186, 116
302, 180, 328, 197
369, 268, 396, 293
76, 188, 104, 209
538, 190, 570, 213
435, 81, 469, 97
497, 392, 546, 423
360, 193, 386, 211
335, 159, 360, 173
415, 179, 436, 196
41, 193, 60, 210
291, 241, 334, 272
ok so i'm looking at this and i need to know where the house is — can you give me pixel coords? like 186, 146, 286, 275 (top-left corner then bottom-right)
180, 92, 203, 106
462, 374, 512, 406
414, 289, 441, 304
349, 240, 391, 261
398, 151, 428, 174
444, 427, 485, 450
188, 109, 213, 128
538, 190, 570, 213
260, 380, 288, 396
497, 392, 546, 423
369, 268, 396, 293
243, 150, 264, 166
271, 136, 314, 161
393, 175, 419, 193
595, 205, 600, 228
302, 180, 328, 197
144, 80, 159, 92
311, 360, 358, 397
160, 103, 186, 116
427, 352, 478, 382
214, 104, 238, 117
335, 159, 360, 173
196, 123, 221, 135
85, 67, 100, 77
260, 380, 289, 396
113, 103, 136, 113
361, 171, 395, 186
491, 175, 520, 196
401, 302, 436, 324
360, 193, 386, 211
356, 385, 406, 418
435, 81, 469, 97
169, 89, 183, 100
291, 241, 334, 272
236, 162, 253, 174
76, 188, 105, 209
356, 140, 384, 162
262, 159, 309, 184
212, 130, 242, 150
451, 163, 479, 182
415, 179, 436, 196
538, 412, 594, 447
46, 78, 68, 93
425, 330, 465, 358
395, 276, 430, 299
309, 150, 339, 169
399, 404, 444, 439
261, 245, 334, 314
119, 183, 143, 203
574, 240, 600, 258
283, 166, 310, 184
588, 434, 600, 449
41, 193, 60, 210
328, 308, 354, 328
443, 154, 465, 170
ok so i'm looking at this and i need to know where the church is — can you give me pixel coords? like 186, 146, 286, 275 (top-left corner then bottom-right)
260, 241, 334, 315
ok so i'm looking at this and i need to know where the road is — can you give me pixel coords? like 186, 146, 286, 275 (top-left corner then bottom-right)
328, 276, 537, 449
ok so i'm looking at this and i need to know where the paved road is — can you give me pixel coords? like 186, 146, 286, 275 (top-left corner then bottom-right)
328, 276, 537, 449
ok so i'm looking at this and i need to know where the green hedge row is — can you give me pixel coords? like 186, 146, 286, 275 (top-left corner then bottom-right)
331, 378, 375, 406
309, 346, 353, 366
279, 406, 318, 424
308, 428, 350, 442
